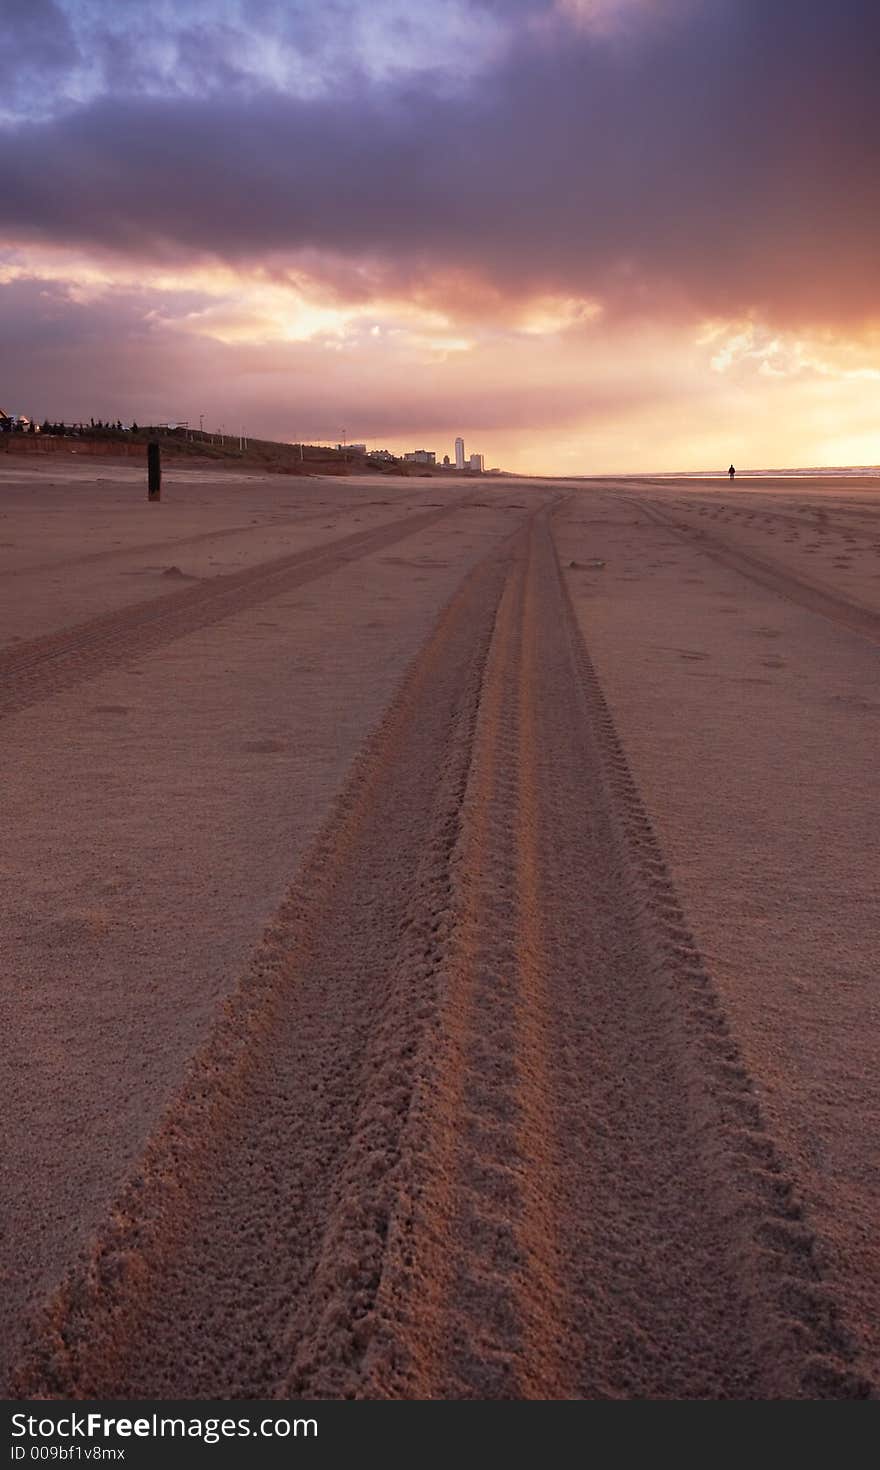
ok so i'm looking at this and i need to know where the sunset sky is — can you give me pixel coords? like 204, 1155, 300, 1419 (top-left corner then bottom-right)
2, 0, 878, 474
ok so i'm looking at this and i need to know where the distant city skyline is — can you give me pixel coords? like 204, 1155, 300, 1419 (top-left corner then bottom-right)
1, 2, 878, 473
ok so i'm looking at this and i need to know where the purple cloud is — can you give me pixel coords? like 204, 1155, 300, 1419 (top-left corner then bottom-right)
1, 1, 878, 327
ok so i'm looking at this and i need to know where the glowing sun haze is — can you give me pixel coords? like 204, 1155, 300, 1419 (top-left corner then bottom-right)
2, 0, 878, 473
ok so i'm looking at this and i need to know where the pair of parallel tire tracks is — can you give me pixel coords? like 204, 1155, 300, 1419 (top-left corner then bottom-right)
634, 497, 880, 646
1, 496, 373, 582
665, 496, 880, 542
0, 500, 469, 721
11, 505, 873, 1398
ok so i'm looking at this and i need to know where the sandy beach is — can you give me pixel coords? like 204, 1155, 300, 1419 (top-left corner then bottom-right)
2, 462, 878, 1398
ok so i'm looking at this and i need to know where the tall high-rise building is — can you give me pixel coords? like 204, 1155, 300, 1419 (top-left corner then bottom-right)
454, 436, 465, 469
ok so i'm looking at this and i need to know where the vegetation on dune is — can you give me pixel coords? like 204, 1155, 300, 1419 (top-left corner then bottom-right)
4, 422, 420, 475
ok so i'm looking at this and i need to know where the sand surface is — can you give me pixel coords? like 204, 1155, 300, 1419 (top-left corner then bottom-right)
2, 465, 878, 1398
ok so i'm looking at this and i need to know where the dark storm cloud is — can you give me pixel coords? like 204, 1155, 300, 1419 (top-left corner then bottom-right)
1, 0, 878, 324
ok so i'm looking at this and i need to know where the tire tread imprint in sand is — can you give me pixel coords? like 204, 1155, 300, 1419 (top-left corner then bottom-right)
10, 508, 875, 1400
635, 498, 880, 646
0, 499, 470, 720
9, 516, 522, 1399
1, 495, 376, 581
547, 512, 873, 1399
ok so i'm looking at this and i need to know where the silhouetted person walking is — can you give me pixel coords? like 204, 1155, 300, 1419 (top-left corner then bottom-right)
728, 464, 736, 480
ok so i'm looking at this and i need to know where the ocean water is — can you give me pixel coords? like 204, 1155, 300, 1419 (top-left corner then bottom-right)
656, 465, 880, 479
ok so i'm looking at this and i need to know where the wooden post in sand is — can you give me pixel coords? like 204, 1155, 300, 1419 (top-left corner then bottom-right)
147, 440, 161, 501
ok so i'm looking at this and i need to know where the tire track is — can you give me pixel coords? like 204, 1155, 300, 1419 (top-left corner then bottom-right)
1, 496, 373, 580
0, 499, 469, 721
3, 518, 263, 581
10, 509, 874, 1399
9, 513, 523, 1399
546, 519, 872, 1398
634, 497, 880, 644
661, 496, 880, 544
365, 511, 873, 1398
352, 524, 573, 1399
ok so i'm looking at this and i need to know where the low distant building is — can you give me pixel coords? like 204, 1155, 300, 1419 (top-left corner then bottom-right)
469, 453, 484, 472
368, 448, 396, 462
404, 449, 436, 465
336, 442, 367, 454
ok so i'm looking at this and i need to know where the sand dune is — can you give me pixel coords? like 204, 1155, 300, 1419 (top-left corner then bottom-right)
2, 467, 878, 1398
